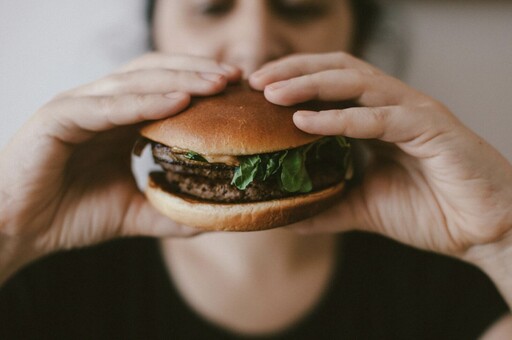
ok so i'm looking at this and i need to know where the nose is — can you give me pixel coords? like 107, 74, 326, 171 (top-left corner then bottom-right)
222, 2, 291, 76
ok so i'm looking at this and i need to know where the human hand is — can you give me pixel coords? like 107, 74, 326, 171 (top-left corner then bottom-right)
0, 53, 241, 278
249, 52, 512, 259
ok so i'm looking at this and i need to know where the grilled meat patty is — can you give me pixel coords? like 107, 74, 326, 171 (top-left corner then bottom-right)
151, 143, 344, 203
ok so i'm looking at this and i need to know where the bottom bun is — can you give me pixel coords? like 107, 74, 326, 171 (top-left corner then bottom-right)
145, 173, 346, 232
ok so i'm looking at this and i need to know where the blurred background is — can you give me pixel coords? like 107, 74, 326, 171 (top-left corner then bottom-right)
1, 0, 511, 160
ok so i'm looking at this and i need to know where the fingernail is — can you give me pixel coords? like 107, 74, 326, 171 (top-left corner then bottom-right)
267, 80, 289, 91
165, 92, 185, 100
199, 72, 224, 82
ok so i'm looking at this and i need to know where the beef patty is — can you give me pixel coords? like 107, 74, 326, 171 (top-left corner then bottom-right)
151, 143, 345, 203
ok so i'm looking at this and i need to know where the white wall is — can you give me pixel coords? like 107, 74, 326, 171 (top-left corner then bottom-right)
395, 0, 512, 160
0, 0, 148, 147
1, 1, 511, 162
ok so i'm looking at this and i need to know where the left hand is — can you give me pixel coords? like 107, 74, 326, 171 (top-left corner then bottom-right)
249, 52, 512, 259
0, 53, 241, 281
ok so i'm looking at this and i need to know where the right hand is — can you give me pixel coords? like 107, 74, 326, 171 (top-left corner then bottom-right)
0, 53, 241, 274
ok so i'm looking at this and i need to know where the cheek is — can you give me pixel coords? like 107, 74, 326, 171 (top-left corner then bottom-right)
292, 15, 354, 53
154, 20, 223, 58
293, 25, 352, 53
153, 3, 216, 57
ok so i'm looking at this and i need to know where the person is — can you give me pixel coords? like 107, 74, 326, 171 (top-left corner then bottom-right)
1, 0, 511, 338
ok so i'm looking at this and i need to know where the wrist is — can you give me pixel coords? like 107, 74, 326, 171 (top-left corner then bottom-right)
464, 230, 512, 308
0, 235, 43, 286
0, 188, 52, 285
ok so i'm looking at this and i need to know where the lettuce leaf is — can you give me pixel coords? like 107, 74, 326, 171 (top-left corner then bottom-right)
231, 155, 261, 190
231, 136, 351, 193
184, 151, 207, 162
280, 148, 312, 193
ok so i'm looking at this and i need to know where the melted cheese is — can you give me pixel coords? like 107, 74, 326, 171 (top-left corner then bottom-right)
170, 147, 239, 166
202, 154, 239, 166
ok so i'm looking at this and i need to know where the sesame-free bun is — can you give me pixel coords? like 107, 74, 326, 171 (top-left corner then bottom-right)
140, 83, 324, 155
140, 83, 353, 231
146, 173, 346, 232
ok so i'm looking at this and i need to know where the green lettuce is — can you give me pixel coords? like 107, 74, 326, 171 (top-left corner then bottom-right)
231, 136, 351, 193
231, 155, 261, 190
184, 151, 207, 162
279, 148, 312, 193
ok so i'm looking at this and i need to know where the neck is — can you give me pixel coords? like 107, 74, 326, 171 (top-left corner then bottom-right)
161, 228, 337, 277
159, 229, 339, 335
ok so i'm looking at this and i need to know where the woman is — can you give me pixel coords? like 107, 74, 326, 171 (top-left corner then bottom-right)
1, 0, 511, 338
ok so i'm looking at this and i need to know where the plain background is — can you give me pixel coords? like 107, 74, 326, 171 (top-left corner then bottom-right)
1, 0, 511, 161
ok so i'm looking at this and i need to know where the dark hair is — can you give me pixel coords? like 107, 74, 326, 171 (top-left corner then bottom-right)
350, 0, 380, 55
146, 0, 380, 56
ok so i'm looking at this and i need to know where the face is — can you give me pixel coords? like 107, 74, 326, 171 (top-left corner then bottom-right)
153, 0, 354, 75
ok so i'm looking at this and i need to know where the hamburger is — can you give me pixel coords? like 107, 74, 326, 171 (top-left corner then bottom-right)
135, 84, 353, 231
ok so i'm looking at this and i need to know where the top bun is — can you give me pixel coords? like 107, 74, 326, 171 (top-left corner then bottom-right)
140, 83, 324, 156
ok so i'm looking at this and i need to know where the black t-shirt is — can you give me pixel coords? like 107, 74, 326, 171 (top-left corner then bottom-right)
0, 231, 507, 339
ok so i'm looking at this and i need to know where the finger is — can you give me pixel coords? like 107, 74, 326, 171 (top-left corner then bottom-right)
263, 69, 407, 107
122, 193, 201, 238
293, 105, 456, 147
249, 52, 379, 90
64, 69, 228, 97
38, 92, 190, 144
118, 53, 241, 82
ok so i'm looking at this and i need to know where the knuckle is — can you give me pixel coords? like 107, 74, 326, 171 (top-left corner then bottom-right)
133, 93, 149, 109
93, 73, 129, 94
109, 71, 131, 85
332, 51, 353, 66
35, 96, 69, 118
327, 110, 351, 136
367, 67, 381, 76
97, 95, 118, 117
277, 53, 310, 69
347, 68, 365, 79
330, 109, 346, 123
369, 109, 391, 139
425, 99, 448, 114
302, 73, 320, 95
303, 72, 316, 85
371, 107, 390, 123
333, 51, 350, 61
347, 69, 366, 90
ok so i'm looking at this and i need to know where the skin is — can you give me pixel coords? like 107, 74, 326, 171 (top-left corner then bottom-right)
153, 0, 353, 75
1, 0, 512, 336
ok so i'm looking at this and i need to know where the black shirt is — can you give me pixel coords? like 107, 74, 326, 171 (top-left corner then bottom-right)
0, 232, 507, 339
